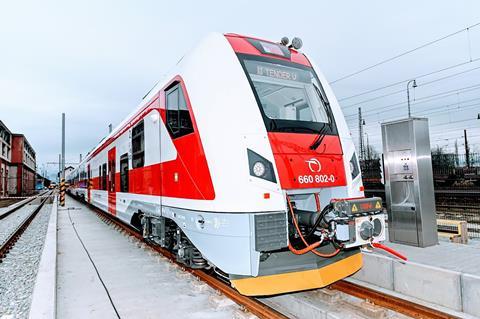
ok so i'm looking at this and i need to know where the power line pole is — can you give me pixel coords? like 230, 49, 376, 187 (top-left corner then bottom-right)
58, 154, 61, 183
464, 129, 470, 167
60, 113, 66, 207
358, 107, 365, 160
61, 113, 65, 180
407, 79, 417, 118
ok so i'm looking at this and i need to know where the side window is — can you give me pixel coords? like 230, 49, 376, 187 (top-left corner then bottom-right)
98, 165, 102, 189
87, 167, 91, 187
165, 83, 194, 138
132, 121, 144, 168
102, 163, 107, 190
108, 159, 115, 192
120, 153, 129, 193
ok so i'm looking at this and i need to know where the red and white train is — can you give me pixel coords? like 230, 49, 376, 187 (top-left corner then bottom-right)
67, 33, 387, 296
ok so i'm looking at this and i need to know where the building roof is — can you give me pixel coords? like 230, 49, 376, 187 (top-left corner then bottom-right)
12, 133, 36, 158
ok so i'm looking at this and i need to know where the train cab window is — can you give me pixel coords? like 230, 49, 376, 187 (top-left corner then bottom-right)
165, 83, 194, 138
120, 153, 129, 193
132, 121, 144, 169
102, 163, 107, 190
239, 56, 336, 135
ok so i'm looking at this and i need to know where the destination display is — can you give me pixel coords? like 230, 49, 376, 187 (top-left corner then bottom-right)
245, 60, 311, 83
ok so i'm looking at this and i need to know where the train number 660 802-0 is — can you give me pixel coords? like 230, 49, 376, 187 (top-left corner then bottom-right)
297, 174, 335, 184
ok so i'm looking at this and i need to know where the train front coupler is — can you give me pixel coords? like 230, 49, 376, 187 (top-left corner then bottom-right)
288, 196, 387, 254
327, 197, 386, 248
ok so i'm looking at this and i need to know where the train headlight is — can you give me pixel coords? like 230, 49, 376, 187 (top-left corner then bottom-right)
253, 161, 266, 177
247, 149, 277, 183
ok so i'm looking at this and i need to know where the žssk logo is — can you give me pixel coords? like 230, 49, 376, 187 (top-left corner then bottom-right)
306, 158, 322, 173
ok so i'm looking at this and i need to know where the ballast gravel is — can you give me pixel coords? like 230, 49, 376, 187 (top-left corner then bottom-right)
0, 203, 52, 318
0, 201, 41, 247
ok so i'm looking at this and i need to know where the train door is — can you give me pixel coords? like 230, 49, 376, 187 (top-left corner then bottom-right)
108, 148, 116, 215
87, 163, 91, 203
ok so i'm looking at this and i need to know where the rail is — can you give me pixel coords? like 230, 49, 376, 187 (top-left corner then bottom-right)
0, 192, 52, 260
332, 280, 458, 319
70, 193, 460, 319
0, 190, 51, 220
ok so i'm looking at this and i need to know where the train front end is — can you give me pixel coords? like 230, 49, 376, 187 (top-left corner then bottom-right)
224, 34, 387, 295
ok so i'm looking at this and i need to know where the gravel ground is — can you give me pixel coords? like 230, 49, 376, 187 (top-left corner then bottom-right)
0, 203, 52, 318
0, 200, 42, 247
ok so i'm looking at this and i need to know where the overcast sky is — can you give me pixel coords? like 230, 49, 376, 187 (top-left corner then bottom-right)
1, 0, 479, 180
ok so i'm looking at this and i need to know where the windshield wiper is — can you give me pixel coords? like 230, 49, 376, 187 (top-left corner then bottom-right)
310, 84, 333, 150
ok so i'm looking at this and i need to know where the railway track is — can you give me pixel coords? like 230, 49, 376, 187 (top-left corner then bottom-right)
0, 192, 51, 261
70, 194, 457, 319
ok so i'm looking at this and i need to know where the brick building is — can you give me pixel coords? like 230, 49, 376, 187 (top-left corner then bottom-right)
0, 121, 12, 197
9, 134, 36, 196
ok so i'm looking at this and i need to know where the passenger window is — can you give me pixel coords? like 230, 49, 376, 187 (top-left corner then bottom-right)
166, 83, 194, 138
108, 159, 115, 192
132, 121, 144, 168
102, 163, 107, 190
120, 153, 129, 193
98, 165, 102, 189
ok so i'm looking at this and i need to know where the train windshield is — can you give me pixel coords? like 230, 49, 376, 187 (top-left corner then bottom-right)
240, 55, 336, 134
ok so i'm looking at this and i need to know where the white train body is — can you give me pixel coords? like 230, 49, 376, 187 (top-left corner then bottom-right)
67, 33, 385, 296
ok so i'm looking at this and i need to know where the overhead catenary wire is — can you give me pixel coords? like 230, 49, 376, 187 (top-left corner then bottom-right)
345, 97, 480, 121
351, 123, 479, 141
341, 65, 480, 109
344, 83, 480, 118
337, 57, 480, 101
351, 117, 477, 133
330, 21, 480, 84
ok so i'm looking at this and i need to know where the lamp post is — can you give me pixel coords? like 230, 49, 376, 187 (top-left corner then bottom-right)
407, 79, 417, 118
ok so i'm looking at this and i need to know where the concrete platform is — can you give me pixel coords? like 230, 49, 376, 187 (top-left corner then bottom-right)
55, 197, 238, 319
29, 197, 57, 319
351, 235, 480, 318
380, 237, 480, 276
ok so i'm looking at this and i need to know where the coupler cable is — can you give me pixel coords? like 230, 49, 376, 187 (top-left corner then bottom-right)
286, 195, 340, 258
371, 242, 408, 261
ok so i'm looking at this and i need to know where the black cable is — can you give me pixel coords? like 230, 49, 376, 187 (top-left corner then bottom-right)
330, 21, 480, 84
67, 208, 121, 319
306, 204, 332, 238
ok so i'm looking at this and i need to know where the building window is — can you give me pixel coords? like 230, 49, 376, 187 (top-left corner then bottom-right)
166, 83, 194, 138
120, 153, 129, 193
132, 121, 144, 169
